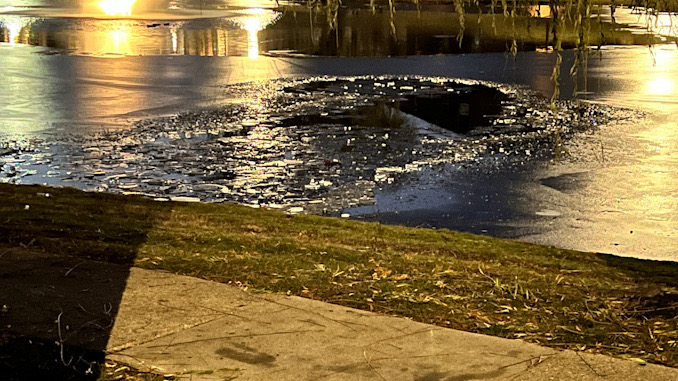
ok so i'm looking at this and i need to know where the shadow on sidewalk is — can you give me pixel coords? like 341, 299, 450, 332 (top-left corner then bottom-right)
0, 184, 173, 380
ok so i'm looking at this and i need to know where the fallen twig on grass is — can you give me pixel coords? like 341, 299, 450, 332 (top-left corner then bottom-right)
56, 310, 73, 367
64, 261, 87, 277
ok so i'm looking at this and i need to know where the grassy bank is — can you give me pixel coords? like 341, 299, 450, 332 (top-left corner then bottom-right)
2, 183, 678, 369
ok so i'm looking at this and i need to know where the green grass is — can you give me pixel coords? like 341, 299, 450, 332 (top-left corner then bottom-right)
2, 183, 678, 368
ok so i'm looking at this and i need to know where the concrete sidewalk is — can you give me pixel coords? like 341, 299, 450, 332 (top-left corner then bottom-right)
107, 267, 678, 380
2, 249, 676, 380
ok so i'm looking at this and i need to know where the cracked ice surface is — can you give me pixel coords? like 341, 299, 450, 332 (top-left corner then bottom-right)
0, 76, 641, 215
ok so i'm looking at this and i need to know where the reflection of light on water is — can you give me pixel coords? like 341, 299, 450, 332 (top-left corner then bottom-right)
77, 21, 133, 56
0, 15, 32, 44
109, 28, 130, 54
652, 45, 675, 63
5, 19, 21, 43
245, 20, 260, 58
647, 78, 674, 96
645, 13, 678, 39
645, 47, 677, 98
171, 28, 178, 53
98, 0, 136, 16
528, 5, 552, 18
231, 9, 282, 59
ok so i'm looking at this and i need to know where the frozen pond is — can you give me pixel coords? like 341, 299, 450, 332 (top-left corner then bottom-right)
0, 1, 676, 260
0, 75, 637, 211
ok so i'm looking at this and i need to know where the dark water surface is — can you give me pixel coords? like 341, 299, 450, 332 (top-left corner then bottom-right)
0, 1, 676, 260
2, 0, 676, 57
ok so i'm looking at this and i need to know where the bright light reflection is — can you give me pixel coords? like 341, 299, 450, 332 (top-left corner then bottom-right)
231, 9, 282, 59
245, 23, 260, 58
0, 15, 32, 44
652, 46, 675, 63
528, 5, 552, 18
98, 0, 136, 16
6, 20, 21, 43
171, 28, 178, 53
79, 22, 133, 56
646, 13, 678, 39
645, 47, 677, 98
108, 28, 130, 54
647, 78, 675, 96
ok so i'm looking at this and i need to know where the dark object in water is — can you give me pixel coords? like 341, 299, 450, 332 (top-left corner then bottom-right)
283, 79, 506, 134
0, 148, 18, 156
397, 85, 506, 134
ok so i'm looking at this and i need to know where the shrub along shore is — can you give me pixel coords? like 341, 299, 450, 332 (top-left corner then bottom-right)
2, 183, 678, 370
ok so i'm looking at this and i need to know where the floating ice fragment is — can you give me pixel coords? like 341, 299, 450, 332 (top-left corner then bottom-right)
535, 210, 561, 217
170, 196, 201, 203
105, 174, 127, 181
118, 183, 139, 190
288, 207, 304, 214
121, 191, 144, 196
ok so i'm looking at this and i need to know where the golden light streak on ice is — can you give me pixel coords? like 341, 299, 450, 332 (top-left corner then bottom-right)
231, 9, 281, 59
